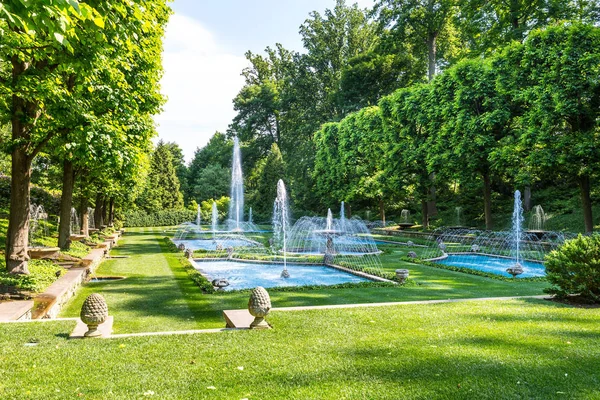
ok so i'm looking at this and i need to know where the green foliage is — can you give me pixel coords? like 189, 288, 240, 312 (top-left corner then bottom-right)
123, 209, 195, 227
247, 143, 285, 218
545, 234, 600, 302
0, 176, 61, 216
199, 196, 230, 222
190, 164, 230, 204
0, 259, 63, 293
137, 141, 185, 213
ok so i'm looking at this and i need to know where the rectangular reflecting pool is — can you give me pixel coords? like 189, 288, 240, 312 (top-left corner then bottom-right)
193, 260, 370, 290
433, 254, 546, 278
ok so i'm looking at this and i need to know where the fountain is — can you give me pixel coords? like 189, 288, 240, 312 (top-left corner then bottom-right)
211, 201, 218, 237
423, 191, 571, 278
196, 204, 202, 226
506, 190, 525, 277
69, 207, 87, 242
527, 205, 547, 239
449, 206, 464, 229
248, 207, 253, 225
286, 208, 383, 275
398, 209, 414, 230
228, 137, 244, 232
28, 204, 60, 259
87, 207, 99, 233
273, 180, 290, 278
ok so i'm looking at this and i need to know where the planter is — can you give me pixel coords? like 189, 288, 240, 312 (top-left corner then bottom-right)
28, 247, 60, 260
70, 234, 87, 242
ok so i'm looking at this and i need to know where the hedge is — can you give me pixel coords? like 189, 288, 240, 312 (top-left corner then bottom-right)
123, 209, 195, 227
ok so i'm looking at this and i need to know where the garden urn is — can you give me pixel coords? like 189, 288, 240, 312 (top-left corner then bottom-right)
407, 251, 417, 259
395, 269, 409, 283
80, 293, 109, 337
248, 286, 271, 329
184, 248, 194, 259
177, 243, 186, 251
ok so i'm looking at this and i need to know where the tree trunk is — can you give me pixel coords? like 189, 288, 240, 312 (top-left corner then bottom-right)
379, 199, 386, 225
347, 204, 352, 218
482, 171, 493, 230
108, 198, 115, 225
6, 56, 33, 274
5, 146, 32, 274
523, 186, 532, 212
58, 160, 75, 249
102, 200, 108, 227
94, 194, 104, 228
580, 175, 594, 233
427, 32, 437, 82
421, 199, 429, 228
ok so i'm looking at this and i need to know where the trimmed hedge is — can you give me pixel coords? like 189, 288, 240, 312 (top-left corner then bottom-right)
124, 209, 195, 227
161, 237, 215, 293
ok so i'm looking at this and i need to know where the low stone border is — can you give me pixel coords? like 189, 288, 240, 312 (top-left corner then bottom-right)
0, 231, 122, 322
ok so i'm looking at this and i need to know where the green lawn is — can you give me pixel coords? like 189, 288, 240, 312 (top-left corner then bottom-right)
60, 228, 548, 333
3, 299, 600, 399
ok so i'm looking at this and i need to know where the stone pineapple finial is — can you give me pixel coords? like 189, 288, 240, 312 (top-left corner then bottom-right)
248, 286, 271, 329
80, 293, 108, 337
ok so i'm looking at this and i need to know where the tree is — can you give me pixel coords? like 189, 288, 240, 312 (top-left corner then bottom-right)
495, 24, 600, 232
247, 143, 286, 218
163, 142, 188, 203
191, 164, 230, 204
373, 0, 459, 81
137, 141, 184, 213
186, 132, 232, 200
0, 1, 107, 274
380, 85, 434, 227
456, 0, 600, 56
428, 59, 510, 229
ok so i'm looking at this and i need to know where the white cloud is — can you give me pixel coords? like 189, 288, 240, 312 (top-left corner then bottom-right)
155, 13, 248, 162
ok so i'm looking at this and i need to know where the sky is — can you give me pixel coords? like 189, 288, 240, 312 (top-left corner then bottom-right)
154, 0, 375, 162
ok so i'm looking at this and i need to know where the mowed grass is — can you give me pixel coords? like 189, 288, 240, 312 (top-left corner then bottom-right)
2, 299, 600, 399
61, 228, 548, 333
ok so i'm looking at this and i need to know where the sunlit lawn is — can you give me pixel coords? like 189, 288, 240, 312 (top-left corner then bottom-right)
60, 228, 548, 333
4, 299, 600, 399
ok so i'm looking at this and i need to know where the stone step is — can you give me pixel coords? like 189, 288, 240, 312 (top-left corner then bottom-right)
0, 300, 34, 321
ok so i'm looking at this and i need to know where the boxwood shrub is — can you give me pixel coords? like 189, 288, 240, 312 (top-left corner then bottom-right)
545, 234, 600, 302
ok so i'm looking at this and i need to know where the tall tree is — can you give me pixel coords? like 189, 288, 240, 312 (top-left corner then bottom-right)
495, 24, 600, 232
137, 141, 184, 212
0, 1, 105, 273
373, 0, 459, 81
247, 143, 286, 218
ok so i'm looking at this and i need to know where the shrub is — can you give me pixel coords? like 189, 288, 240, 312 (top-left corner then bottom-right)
123, 209, 195, 227
545, 234, 600, 302
0, 259, 64, 293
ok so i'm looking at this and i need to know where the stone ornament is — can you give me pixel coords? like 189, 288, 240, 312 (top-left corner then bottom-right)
407, 241, 414, 247
407, 251, 418, 258
471, 244, 480, 252
80, 293, 108, 337
248, 286, 271, 329
395, 269, 409, 283
184, 248, 194, 259
177, 243, 186, 251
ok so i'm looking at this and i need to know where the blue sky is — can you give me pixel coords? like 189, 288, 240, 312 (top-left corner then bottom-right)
155, 0, 374, 162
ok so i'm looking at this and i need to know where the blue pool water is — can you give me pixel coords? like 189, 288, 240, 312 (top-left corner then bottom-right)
193, 261, 369, 290
174, 238, 258, 251
434, 254, 546, 278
